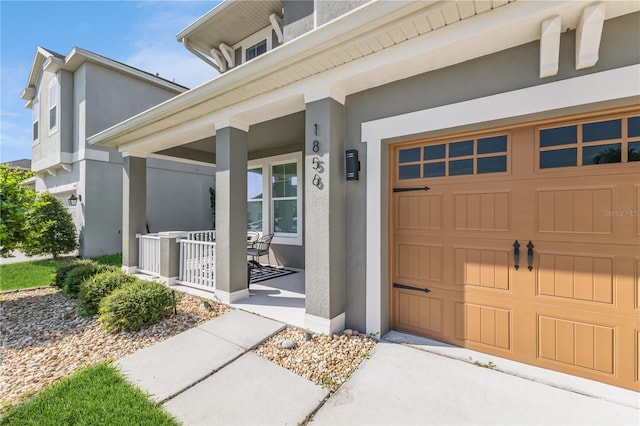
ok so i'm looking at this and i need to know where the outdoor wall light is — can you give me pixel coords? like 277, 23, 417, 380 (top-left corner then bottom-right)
346, 149, 360, 181
68, 194, 81, 206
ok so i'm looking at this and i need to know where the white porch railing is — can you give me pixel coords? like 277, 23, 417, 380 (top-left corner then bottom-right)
177, 238, 216, 291
187, 230, 216, 242
137, 233, 161, 276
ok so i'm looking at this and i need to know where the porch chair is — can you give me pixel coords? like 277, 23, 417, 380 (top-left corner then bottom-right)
247, 233, 274, 270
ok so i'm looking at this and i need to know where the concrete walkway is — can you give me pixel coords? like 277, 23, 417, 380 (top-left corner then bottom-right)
115, 310, 639, 426
115, 309, 328, 425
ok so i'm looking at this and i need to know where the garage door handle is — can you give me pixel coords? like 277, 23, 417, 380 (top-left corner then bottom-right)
393, 283, 431, 293
513, 240, 520, 270
527, 241, 535, 271
393, 186, 430, 193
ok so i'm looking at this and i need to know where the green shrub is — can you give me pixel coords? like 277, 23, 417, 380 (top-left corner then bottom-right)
64, 263, 116, 296
78, 271, 137, 316
98, 281, 175, 332
52, 259, 95, 289
22, 192, 78, 259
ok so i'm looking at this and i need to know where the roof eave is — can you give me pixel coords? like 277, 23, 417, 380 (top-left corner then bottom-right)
175, 0, 235, 42
90, 0, 434, 148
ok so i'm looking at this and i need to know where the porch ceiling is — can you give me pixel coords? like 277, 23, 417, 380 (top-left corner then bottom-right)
152, 111, 305, 164
89, 0, 639, 156
176, 0, 284, 53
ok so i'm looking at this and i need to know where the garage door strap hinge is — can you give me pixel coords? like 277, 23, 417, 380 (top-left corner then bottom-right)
393, 186, 430, 193
393, 283, 431, 293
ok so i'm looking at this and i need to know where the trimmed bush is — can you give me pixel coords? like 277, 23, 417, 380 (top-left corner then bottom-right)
98, 281, 175, 332
78, 271, 137, 316
52, 259, 95, 289
64, 263, 116, 296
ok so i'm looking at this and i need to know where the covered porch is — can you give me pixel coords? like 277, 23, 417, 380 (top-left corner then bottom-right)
100, 92, 348, 335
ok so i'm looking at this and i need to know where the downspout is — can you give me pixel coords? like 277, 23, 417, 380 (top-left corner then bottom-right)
181, 38, 221, 73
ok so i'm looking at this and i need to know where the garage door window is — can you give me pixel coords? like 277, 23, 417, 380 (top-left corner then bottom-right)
538, 114, 639, 168
397, 134, 509, 180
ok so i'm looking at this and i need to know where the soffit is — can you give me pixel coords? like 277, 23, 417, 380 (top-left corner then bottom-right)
91, 0, 640, 151
177, 0, 283, 53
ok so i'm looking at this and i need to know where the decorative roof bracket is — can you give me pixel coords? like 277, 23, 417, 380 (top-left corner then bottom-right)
270, 13, 284, 44
210, 47, 227, 73
219, 43, 235, 69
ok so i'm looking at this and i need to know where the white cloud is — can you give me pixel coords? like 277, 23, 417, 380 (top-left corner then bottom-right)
121, 1, 220, 89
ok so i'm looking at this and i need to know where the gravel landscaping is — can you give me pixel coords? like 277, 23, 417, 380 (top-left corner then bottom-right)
2, 286, 377, 411
0, 287, 229, 408
254, 327, 376, 392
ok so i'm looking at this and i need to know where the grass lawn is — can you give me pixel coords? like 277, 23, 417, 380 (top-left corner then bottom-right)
0, 363, 177, 426
0, 258, 73, 291
92, 253, 122, 267
0, 253, 122, 292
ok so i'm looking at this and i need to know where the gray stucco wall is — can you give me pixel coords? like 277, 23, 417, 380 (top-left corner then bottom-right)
341, 12, 640, 332
59, 70, 74, 154
147, 158, 215, 233
283, 0, 314, 42
84, 62, 179, 142
79, 156, 214, 258
82, 159, 123, 257
31, 71, 63, 169
316, 0, 368, 26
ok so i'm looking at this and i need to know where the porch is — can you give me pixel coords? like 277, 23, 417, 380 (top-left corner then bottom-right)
135, 229, 306, 328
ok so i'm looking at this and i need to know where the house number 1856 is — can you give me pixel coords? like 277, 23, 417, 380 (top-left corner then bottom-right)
312, 123, 323, 189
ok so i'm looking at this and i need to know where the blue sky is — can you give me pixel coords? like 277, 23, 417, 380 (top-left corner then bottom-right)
1, 0, 222, 162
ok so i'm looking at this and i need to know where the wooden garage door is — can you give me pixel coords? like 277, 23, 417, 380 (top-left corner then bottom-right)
390, 108, 640, 390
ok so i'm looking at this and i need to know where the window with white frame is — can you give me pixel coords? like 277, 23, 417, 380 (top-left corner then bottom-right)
247, 153, 303, 245
245, 39, 267, 62
32, 98, 39, 141
236, 26, 273, 64
49, 80, 58, 131
247, 168, 263, 231
272, 162, 298, 235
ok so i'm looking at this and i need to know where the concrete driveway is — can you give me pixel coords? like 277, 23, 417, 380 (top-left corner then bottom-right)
312, 340, 639, 425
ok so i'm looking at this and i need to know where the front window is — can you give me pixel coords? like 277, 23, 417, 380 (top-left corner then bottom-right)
246, 153, 303, 245
245, 39, 267, 61
247, 168, 263, 231
272, 163, 298, 235
49, 81, 57, 130
32, 99, 39, 141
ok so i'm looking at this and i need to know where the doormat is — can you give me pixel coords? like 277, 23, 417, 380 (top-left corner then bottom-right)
249, 265, 297, 284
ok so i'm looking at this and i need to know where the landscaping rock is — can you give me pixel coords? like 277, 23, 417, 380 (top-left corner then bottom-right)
281, 339, 296, 349
254, 327, 376, 392
0, 287, 230, 407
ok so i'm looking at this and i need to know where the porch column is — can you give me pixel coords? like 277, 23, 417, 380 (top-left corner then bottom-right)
215, 123, 249, 303
122, 155, 146, 273
304, 92, 346, 334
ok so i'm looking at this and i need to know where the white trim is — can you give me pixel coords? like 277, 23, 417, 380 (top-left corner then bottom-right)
304, 312, 345, 335
248, 152, 304, 246
149, 153, 215, 168
576, 2, 605, 70
539, 15, 561, 78
304, 87, 346, 105
270, 13, 284, 44
76, 148, 110, 163
48, 182, 78, 195
235, 26, 273, 64
361, 65, 640, 335
122, 265, 137, 274
32, 97, 39, 145
48, 77, 58, 135
215, 119, 250, 132
216, 288, 250, 304
121, 151, 148, 159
